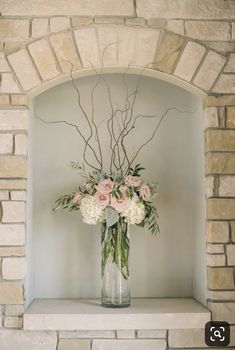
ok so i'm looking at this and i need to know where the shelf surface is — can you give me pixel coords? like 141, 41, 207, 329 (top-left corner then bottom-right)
24, 298, 210, 331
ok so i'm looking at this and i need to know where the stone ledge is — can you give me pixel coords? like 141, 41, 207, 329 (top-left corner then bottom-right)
23, 298, 210, 331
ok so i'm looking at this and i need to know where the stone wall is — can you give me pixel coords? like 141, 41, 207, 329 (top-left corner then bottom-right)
0, 0, 235, 349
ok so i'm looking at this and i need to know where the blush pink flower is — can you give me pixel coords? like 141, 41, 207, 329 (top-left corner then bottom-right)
94, 191, 110, 208
111, 195, 130, 213
96, 179, 114, 193
140, 184, 151, 201
125, 175, 141, 188
72, 192, 82, 204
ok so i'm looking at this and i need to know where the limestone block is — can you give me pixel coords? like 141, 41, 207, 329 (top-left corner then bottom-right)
0, 330, 57, 350
136, 0, 234, 20
219, 176, 235, 196
232, 222, 235, 242
32, 18, 49, 38
204, 95, 235, 107
11, 95, 29, 106
0, 95, 10, 105
206, 221, 229, 243
207, 244, 224, 254
174, 42, 205, 81
125, 18, 146, 26
50, 32, 81, 73
208, 302, 235, 323
227, 245, 235, 266
0, 134, 13, 154
0, 191, 9, 200
2, 201, 26, 223
169, 329, 205, 348
0, 52, 10, 72
0, 282, 24, 304
4, 316, 23, 329
1, 73, 20, 93
227, 107, 235, 128
208, 290, 235, 301
92, 339, 166, 350
117, 27, 136, 66
213, 74, 235, 94
204, 107, 218, 129
207, 267, 235, 289
138, 330, 167, 338
194, 51, 226, 91
147, 19, 167, 29
233, 22, 235, 40
207, 254, 226, 267
116, 330, 135, 339
167, 20, 184, 35
71, 17, 93, 27
0, 224, 25, 246
58, 339, 90, 350
8, 49, 41, 91
0, 156, 27, 178
205, 152, 235, 175
0, 19, 29, 41
2, 257, 26, 280
205, 176, 214, 198
28, 39, 59, 80
0, 246, 25, 257
97, 26, 118, 66
224, 54, 235, 73
15, 134, 28, 155
207, 198, 235, 220
0, 179, 27, 190
135, 29, 161, 66
205, 130, 235, 152
153, 33, 184, 73
74, 27, 100, 67
50, 17, 70, 32
5, 305, 25, 316
59, 330, 115, 338
185, 21, 230, 41
11, 191, 27, 201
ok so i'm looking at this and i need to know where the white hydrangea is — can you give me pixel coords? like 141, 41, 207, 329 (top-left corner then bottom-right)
80, 195, 104, 225
121, 199, 145, 225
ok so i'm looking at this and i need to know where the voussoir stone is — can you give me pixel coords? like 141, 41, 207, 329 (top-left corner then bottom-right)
74, 27, 100, 67
224, 54, 235, 73
117, 27, 136, 66
153, 32, 184, 73
185, 21, 230, 41
213, 74, 235, 94
0, 19, 29, 41
207, 198, 235, 220
207, 267, 235, 289
0, 282, 24, 304
135, 29, 161, 67
97, 26, 118, 66
0, 156, 27, 178
206, 221, 229, 243
0, 330, 57, 350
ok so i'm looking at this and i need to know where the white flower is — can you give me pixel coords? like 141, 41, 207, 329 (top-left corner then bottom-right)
121, 198, 145, 225
80, 195, 104, 225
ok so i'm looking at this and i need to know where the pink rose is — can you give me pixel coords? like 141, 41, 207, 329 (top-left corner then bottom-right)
72, 192, 82, 204
140, 184, 151, 201
94, 191, 110, 208
111, 195, 130, 213
125, 175, 141, 188
96, 179, 114, 193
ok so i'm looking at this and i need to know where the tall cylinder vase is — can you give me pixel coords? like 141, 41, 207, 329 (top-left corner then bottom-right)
101, 219, 130, 308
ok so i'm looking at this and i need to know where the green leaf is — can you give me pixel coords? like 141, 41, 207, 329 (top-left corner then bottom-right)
105, 207, 119, 227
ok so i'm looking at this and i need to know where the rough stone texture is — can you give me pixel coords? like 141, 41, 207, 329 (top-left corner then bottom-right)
207, 244, 224, 254
206, 221, 229, 243
11, 95, 28, 106
28, 39, 59, 80
227, 245, 235, 266
207, 198, 235, 220
8, 49, 41, 91
92, 339, 166, 350
147, 19, 167, 29
58, 339, 90, 350
205, 130, 235, 152
167, 20, 184, 35
5, 305, 24, 316
205, 176, 214, 198
50, 32, 81, 73
59, 330, 115, 339
0, 179, 27, 190
2, 201, 26, 223
219, 176, 235, 196
50, 17, 71, 32
0, 224, 25, 246
206, 41, 235, 54
97, 26, 118, 66
207, 254, 226, 267
0, 330, 57, 350
0, 191, 9, 200
2, 257, 26, 280
0, 0, 134, 16
117, 27, 136, 66
138, 330, 167, 338
205, 152, 235, 175
208, 290, 235, 301
0, 134, 13, 154
1, 73, 20, 94
0, 19, 29, 41
153, 32, 184, 73
11, 191, 27, 201
204, 107, 218, 129
71, 16, 93, 27
169, 329, 205, 348
174, 41, 205, 82
4, 316, 23, 329
213, 74, 235, 94
194, 51, 226, 91
0, 52, 10, 72
116, 330, 135, 339
0, 95, 10, 105
125, 18, 145, 26
32, 18, 49, 38
74, 27, 100, 67
185, 21, 230, 41
207, 267, 235, 289
0, 156, 27, 178
0, 282, 24, 304
134, 29, 161, 66
224, 54, 235, 73
208, 302, 235, 323
0, 246, 25, 257
233, 22, 235, 41
15, 134, 28, 155
227, 107, 235, 128
136, 0, 235, 19
204, 95, 235, 107
232, 222, 235, 242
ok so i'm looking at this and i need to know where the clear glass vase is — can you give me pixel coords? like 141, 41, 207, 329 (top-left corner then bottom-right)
101, 218, 130, 308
